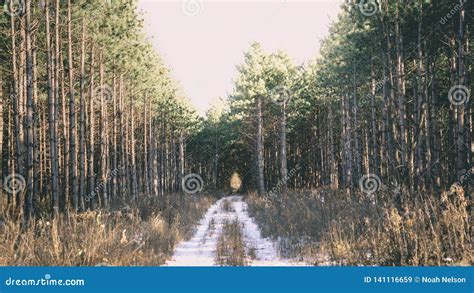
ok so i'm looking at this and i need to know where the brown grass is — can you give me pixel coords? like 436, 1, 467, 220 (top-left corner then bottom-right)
246, 187, 473, 266
221, 199, 234, 212
0, 193, 214, 266
216, 220, 247, 266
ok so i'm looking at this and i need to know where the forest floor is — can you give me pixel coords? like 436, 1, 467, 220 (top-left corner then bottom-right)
166, 196, 307, 266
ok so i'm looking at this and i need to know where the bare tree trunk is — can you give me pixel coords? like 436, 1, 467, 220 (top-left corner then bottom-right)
10, 2, 24, 183
24, 0, 34, 223
382, 2, 397, 184
78, 19, 86, 211
416, 1, 428, 191
45, 0, 60, 216
370, 57, 380, 177
130, 95, 138, 202
179, 131, 185, 190
151, 112, 159, 197
149, 100, 157, 196
170, 126, 175, 192
352, 61, 361, 185
395, 0, 407, 187
160, 114, 165, 195
60, 50, 68, 212
412, 3, 422, 191
280, 102, 288, 195
99, 62, 108, 209
111, 70, 117, 203
328, 102, 338, 188
256, 95, 265, 195
67, 0, 78, 211
125, 104, 131, 199
54, 0, 69, 213
119, 75, 127, 200
343, 93, 353, 191
143, 95, 149, 196
32, 35, 40, 205
87, 47, 96, 210
7, 104, 14, 213
456, 1, 468, 182
425, 56, 434, 193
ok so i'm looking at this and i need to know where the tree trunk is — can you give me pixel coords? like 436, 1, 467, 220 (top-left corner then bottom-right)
45, 0, 60, 216
60, 50, 68, 213
10, 2, 24, 183
111, 70, 117, 202
280, 102, 288, 195
395, 0, 407, 187
456, 0, 468, 182
78, 19, 86, 211
143, 95, 149, 196
352, 61, 361, 185
99, 62, 108, 209
24, 0, 34, 223
87, 46, 96, 210
67, 0, 78, 211
130, 95, 138, 202
370, 56, 380, 177
256, 95, 265, 195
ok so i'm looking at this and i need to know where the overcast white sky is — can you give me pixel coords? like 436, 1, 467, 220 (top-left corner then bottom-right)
137, 0, 342, 116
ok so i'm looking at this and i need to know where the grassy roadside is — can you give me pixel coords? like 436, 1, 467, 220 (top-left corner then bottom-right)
246, 188, 472, 266
0, 194, 215, 266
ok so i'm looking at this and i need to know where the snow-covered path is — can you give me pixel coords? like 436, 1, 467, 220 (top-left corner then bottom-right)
166, 196, 306, 266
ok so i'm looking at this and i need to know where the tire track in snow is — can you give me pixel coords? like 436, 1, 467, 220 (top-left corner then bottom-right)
166, 196, 307, 266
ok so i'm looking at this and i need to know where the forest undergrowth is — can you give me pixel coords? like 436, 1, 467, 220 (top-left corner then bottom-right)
0, 194, 214, 266
246, 187, 472, 266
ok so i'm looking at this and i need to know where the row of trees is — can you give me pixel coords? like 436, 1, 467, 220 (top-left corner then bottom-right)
0, 0, 471, 226
0, 0, 200, 223
189, 0, 472, 201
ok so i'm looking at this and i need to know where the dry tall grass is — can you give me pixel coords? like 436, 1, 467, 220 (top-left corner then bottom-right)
246, 187, 472, 266
216, 220, 247, 266
0, 194, 214, 266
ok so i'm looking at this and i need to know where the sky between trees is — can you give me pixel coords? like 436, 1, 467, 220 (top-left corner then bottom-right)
137, 0, 342, 116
